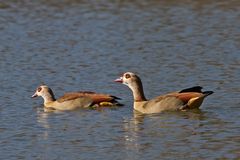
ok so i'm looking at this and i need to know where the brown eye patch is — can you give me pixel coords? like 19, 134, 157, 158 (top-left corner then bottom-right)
125, 74, 131, 79
37, 87, 42, 92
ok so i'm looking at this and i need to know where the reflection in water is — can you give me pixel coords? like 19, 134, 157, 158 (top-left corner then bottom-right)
132, 110, 146, 125
121, 111, 145, 159
36, 107, 51, 129
121, 109, 218, 159
134, 108, 206, 121
121, 109, 206, 158
177, 109, 206, 121
36, 107, 50, 140
0, 0, 239, 159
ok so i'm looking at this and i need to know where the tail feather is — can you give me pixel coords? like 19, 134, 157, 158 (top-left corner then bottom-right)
203, 91, 214, 97
110, 95, 121, 100
179, 86, 203, 93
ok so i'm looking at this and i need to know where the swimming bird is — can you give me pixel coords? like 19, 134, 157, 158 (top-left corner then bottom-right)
114, 72, 213, 114
32, 85, 121, 111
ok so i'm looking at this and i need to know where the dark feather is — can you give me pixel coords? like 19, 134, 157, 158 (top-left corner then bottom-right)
179, 86, 203, 93
203, 91, 214, 96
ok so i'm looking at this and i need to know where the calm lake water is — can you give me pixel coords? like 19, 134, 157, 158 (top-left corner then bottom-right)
0, 0, 239, 159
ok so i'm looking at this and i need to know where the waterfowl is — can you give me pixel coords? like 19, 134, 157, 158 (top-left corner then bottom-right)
32, 85, 121, 111
114, 72, 213, 114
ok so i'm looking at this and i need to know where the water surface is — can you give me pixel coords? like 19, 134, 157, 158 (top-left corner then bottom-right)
0, 0, 239, 159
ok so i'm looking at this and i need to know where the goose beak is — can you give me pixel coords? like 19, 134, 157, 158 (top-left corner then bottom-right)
114, 77, 123, 83
31, 92, 38, 98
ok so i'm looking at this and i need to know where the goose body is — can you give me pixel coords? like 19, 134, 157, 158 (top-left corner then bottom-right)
32, 85, 121, 111
115, 72, 213, 114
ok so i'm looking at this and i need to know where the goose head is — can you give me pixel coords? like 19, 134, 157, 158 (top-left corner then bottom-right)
115, 72, 146, 101
114, 72, 139, 88
32, 85, 55, 101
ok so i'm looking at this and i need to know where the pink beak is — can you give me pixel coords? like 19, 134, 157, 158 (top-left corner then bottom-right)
31, 92, 38, 98
114, 77, 123, 83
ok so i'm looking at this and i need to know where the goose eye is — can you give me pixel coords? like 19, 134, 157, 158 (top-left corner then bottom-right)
125, 74, 131, 79
37, 87, 42, 92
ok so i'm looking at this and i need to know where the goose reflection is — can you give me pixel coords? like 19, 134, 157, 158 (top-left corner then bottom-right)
121, 108, 206, 157
36, 106, 51, 140
121, 110, 150, 159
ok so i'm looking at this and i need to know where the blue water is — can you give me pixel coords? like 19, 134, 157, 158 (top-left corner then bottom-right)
0, 0, 239, 159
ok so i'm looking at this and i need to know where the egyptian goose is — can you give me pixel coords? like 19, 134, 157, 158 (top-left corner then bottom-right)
114, 72, 213, 114
32, 85, 121, 111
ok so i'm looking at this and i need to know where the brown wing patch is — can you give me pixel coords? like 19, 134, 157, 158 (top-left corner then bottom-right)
57, 92, 116, 104
73, 91, 96, 94
169, 92, 203, 104
57, 93, 85, 103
